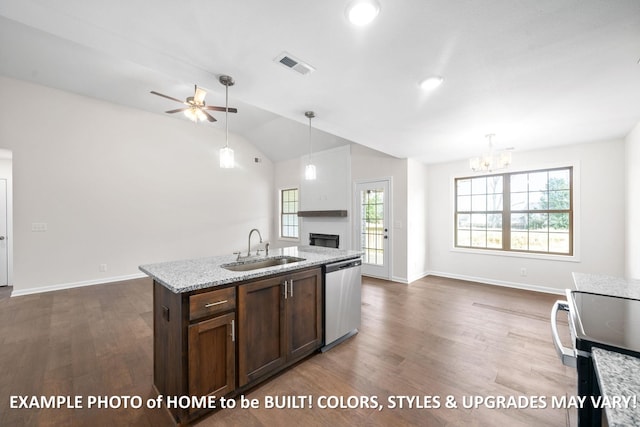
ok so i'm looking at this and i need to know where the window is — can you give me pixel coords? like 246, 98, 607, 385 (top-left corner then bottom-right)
280, 188, 299, 239
455, 167, 573, 255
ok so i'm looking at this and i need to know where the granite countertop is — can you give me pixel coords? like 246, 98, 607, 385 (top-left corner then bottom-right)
139, 245, 363, 293
592, 347, 640, 426
572, 272, 640, 299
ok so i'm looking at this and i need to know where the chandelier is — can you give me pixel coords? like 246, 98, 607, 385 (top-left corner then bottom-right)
469, 134, 512, 172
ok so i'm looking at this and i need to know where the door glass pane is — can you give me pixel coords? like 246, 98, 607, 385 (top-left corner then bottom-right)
361, 189, 385, 266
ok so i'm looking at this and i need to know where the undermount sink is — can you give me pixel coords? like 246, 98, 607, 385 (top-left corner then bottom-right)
221, 256, 306, 272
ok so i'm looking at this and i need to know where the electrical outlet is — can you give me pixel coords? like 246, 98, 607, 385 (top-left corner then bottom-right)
99, 264, 107, 273
520, 268, 527, 277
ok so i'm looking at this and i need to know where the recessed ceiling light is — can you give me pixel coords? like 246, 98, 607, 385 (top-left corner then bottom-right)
346, 0, 380, 26
419, 76, 444, 91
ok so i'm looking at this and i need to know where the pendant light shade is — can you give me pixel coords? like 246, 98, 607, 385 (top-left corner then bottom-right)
305, 111, 316, 180
304, 164, 316, 180
219, 75, 235, 169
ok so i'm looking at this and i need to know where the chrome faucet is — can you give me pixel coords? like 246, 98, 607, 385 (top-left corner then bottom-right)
247, 228, 263, 257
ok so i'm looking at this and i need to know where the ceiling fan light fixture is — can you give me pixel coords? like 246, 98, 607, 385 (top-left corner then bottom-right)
420, 76, 444, 91
346, 0, 380, 26
184, 106, 207, 122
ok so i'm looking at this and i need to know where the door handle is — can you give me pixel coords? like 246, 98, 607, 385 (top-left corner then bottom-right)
290, 280, 294, 298
283, 280, 288, 299
0, 236, 4, 240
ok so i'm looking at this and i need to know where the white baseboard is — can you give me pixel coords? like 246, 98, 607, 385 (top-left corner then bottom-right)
11, 273, 148, 297
426, 270, 565, 295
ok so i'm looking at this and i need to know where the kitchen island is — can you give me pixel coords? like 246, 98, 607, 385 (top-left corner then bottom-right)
139, 246, 362, 425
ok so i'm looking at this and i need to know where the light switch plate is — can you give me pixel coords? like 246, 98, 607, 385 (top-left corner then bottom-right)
31, 222, 48, 232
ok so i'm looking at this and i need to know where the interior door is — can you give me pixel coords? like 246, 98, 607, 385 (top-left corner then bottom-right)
355, 180, 390, 279
0, 179, 7, 286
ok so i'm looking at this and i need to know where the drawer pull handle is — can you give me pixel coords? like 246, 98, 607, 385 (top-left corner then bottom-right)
204, 300, 228, 308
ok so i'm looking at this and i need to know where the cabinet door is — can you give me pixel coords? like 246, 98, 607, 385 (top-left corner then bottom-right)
287, 268, 322, 360
238, 276, 286, 386
188, 312, 235, 398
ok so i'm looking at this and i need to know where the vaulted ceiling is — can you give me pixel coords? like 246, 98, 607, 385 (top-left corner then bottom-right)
1, 1, 639, 163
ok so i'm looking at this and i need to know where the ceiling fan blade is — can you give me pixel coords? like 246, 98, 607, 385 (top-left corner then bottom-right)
165, 108, 189, 114
193, 85, 207, 105
203, 106, 238, 113
203, 111, 217, 122
151, 91, 187, 104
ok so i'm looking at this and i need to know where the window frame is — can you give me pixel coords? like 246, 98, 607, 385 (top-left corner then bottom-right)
279, 187, 300, 240
454, 166, 574, 257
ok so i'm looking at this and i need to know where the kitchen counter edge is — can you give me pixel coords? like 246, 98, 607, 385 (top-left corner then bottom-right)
139, 246, 363, 294
591, 347, 640, 427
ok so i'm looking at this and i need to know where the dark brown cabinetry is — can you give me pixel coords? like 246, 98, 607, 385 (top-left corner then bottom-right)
188, 311, 235, 398
153, 266, 322, 425
238, 268, 322, 386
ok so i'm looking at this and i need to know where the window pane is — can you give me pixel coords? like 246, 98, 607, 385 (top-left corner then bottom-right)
529, 232, 548, 252
457, 179, 472, 195
549, 232, 570, 253
457, 229, 471, 246
549, 213, 569, 231
487, 213, 502, 229
511, 213, 527, 230
471, 230, 486, 247
487, 231, 502, 248
457, 214, 471, 229
511, 174, 528, 192
511, 192, 528, 210
471, 195, 487, 212
471, 177, 487, 194
458, 195, 471, 211
529, 191, 548, 210
471, 213, 486, 229
488, 194, 503, 211
487, 176, 503, 193
511, 231, 528, 250
549, 170, 570, 190
549, 190, 570, 210
529, 213, 548, 231
529, 172, 548, 192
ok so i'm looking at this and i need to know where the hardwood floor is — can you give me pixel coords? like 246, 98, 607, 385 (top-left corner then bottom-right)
0, 276, 576, 426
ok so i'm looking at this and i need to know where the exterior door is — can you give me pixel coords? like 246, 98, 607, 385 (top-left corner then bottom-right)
355, 180, 390, 279
0, 179, 7, 286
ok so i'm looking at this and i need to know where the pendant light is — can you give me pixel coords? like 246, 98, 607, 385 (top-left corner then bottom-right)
304, 111, 316, 180
219, 75, 235, 169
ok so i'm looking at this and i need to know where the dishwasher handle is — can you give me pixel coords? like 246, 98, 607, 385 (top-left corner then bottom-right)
325, 258, 362, 274
550, 300, 577, 368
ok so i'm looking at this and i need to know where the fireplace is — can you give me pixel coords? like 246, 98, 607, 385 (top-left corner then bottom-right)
309, 233, 339, 249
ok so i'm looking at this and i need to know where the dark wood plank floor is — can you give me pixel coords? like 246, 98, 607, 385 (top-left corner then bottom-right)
0, 276, 576, 426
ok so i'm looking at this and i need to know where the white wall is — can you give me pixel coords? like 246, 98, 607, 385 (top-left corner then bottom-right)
0, 76, 274, 294
428, 139, 626, 293
626, 121, 640, 279
407, 158, 429, 282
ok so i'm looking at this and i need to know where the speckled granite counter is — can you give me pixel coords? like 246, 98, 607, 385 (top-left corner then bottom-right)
592, 348, 640, 427
572, 272, 640, 299
572, 273, 640, 426
139, 245, 363, 293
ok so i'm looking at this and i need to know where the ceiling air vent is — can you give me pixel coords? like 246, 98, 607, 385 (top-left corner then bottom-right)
274, 52, 315, 75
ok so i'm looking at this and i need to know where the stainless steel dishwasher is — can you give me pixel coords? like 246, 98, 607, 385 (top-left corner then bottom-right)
322, 257, 362, 351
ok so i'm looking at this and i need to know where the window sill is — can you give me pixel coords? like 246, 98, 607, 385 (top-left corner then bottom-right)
451, 247, 580, 263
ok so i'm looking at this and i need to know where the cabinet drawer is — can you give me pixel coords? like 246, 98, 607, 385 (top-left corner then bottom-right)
190, 287, 236, 321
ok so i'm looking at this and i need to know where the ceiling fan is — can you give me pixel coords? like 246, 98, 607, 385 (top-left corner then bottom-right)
150, 82, 237, 123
